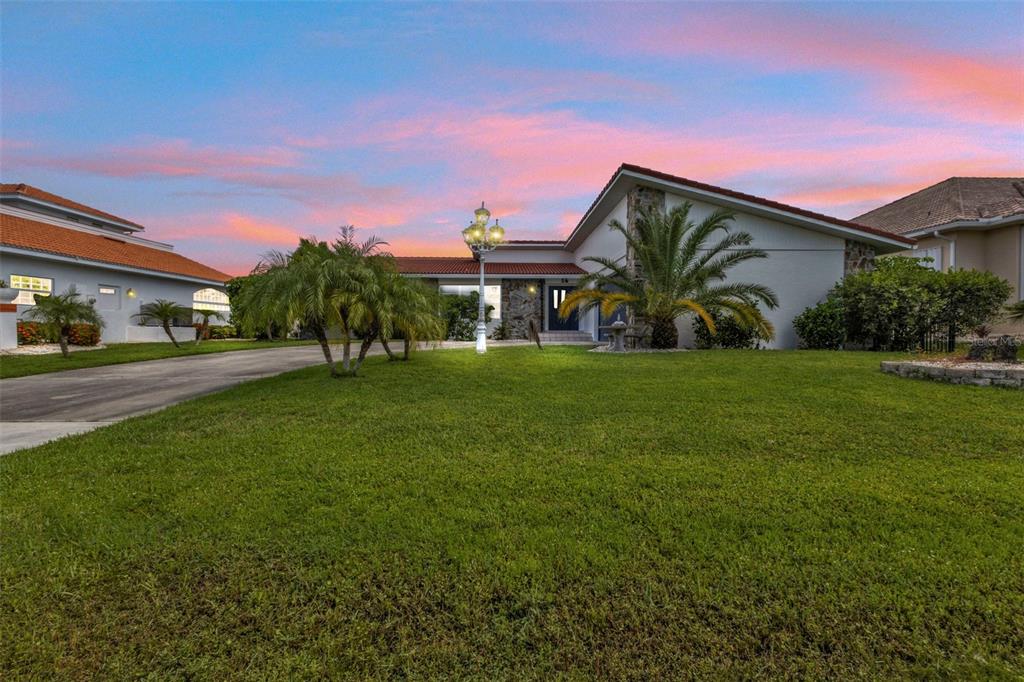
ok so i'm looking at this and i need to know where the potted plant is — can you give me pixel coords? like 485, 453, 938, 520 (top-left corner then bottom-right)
0, 279, 19, 304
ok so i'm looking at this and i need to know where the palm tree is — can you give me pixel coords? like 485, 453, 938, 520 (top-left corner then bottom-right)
193, 308, 225, 345
23, 286, 105, 358
373, 270, 445, 361
135, 299, 192, 348
330, 226, 388, 372
560, 202, 778, 349
1006, 300, 1024, 323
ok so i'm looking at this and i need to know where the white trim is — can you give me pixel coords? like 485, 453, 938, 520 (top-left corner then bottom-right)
403, 272, 582, 280
565, 168, 913, 251
1, 205, 174, 251
901, 214, 1024, 238
0, 193, 143, 233
0, 245, 228, 287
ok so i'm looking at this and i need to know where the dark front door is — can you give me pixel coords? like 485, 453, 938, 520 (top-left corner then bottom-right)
548, 285, 577, 330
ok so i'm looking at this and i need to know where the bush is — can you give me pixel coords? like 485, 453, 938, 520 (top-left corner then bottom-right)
16, 321, 54, 345
67, 323, 101, 346
443, 292, 492, 341
692, 308, 767, 349
799, 257, 1014, 351
208, 324, 237, 339
793, 296, 845, 349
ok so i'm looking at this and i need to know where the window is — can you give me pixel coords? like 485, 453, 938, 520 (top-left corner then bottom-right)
9, 274, 53, 305
193, 287, 230, 312
97, 285, 120, 310
439, 284, 501, 318
915, 247, 942, 271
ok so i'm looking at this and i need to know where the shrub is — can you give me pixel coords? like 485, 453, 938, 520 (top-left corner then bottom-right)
692, 307, 768, 349
443, 292, 492, 341
67, 323, 101, 346
208, 324, 237, 339
491, 321, 511, 340
17, 321, 55, 345
800, 257, 1014, 351
793, 296, 845, 349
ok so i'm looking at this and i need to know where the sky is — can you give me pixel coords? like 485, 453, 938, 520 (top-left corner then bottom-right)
2, 1, 1022, 276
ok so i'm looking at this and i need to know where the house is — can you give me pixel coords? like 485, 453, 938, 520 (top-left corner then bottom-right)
399, 164, 914, 348
855, 177, 1024, 333
0, 183, 231, 347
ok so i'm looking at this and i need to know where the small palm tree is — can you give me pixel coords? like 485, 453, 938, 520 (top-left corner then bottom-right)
135, 299, 192, 348
1006, 300, 1024, 323
375, 272, 445, 361
193, 308, 226, 345
560, 202, 778, 349
23, 286, 105, 358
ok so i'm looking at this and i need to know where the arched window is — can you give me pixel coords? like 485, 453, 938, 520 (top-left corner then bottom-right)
193, 288, 230, 312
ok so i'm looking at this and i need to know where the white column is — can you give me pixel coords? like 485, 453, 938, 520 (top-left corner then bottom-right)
475, 253, 487, 354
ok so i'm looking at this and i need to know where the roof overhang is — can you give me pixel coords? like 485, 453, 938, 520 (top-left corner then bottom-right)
0, 244, 229, 287
565, 165, 916, 254
902, 213, 1024, 239
0, 193, 144, 233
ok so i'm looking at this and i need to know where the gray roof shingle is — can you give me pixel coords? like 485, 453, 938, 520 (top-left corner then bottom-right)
854, 177, 1024, 235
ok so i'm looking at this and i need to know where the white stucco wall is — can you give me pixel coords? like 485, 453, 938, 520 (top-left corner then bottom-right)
486, 247, 574, 263
0, 251, 227, 343
663, 193, 846, 349
571, 197, 628, 338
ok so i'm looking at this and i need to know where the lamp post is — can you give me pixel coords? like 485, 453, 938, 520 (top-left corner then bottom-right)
462, 202, 505, 354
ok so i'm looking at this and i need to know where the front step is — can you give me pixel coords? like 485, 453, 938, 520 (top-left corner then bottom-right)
537, 331, 595, 344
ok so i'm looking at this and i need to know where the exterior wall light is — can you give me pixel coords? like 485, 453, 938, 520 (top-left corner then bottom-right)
126, 288, 137, 298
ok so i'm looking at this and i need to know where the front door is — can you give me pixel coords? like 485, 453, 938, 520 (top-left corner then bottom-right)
548, 285, 577, 330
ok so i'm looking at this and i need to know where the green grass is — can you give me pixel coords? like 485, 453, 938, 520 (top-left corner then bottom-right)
0, 339, 314, 378
2, 348, 1022, 678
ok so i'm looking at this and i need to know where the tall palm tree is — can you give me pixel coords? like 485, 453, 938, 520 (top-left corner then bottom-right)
193, 308, 225, 345
23, 286, 105, 358
560, 202, 778, 349
134, 299, 192, 348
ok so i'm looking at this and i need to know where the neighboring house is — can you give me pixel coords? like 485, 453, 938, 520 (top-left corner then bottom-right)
0, 183, 231, 344
399, 164, 913, 348
855, 177, 1024, 333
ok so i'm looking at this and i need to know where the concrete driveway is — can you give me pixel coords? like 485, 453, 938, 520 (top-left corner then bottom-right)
0, 344, 370, 454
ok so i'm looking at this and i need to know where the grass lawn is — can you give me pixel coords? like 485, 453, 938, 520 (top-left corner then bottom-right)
2, 347, 1022, 678
0, 339, 314, 379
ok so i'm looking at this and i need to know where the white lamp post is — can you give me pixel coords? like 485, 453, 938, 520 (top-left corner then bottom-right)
462, 202, 505, 354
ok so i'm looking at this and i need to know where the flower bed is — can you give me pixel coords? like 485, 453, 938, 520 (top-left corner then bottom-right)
881, 360, 1023, 388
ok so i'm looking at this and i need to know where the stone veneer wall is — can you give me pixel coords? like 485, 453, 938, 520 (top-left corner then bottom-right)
844, 240, 875, 276
500, 278, 543, 338
881, 361, 1023, 388
626, 186, 666, 279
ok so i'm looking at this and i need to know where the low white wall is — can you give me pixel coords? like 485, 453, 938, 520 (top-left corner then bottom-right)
124, 325, 195, 343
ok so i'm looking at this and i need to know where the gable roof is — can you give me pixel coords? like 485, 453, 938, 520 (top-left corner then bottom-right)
395, 256, 585, 276
854, 177, 1024, 235
564, 163, 915, 250
0, 213, 231, 283
0, 183, 146, 231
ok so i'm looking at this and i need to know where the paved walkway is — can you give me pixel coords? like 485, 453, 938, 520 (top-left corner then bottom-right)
0, 343, 392, 454
0, 340, 590, 454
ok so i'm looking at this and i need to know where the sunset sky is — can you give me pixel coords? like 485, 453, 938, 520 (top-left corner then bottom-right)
2, 1, 1022, 275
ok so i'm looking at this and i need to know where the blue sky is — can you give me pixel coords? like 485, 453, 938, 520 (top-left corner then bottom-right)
2, 1, 1021, 274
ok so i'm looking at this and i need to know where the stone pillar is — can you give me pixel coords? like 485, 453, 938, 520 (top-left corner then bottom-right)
500, 278, 543, 339
844, 240, 875, 276
625, 186, 666, 280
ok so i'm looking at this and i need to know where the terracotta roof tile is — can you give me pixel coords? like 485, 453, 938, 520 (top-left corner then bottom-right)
1, 213, 230, 283
854, 177, 1024, 234
0, 183, 145, 229
394, 256, 584, 276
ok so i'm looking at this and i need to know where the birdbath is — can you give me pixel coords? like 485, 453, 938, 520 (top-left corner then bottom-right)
608, 320, 628, 352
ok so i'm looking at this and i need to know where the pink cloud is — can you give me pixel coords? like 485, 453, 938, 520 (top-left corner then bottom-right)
569, 6, 1023, 127
150, 211, 302, 247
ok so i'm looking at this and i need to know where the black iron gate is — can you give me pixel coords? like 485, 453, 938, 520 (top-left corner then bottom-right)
920, 321, 955, 353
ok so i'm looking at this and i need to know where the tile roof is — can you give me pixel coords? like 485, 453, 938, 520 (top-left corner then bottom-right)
394, 256, 585, 276
569, 163, 915, 245
0, 183, 146, 229
1, 213, 231, 283
854, 177, 1024, 235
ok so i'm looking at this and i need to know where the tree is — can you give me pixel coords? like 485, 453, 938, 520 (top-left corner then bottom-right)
135, 299, 192, 348
23, 286, 105, 358
330, 226, 389, 373
559, 202, 778, 349
372, 269, 445, 361
193, 308, 226, 345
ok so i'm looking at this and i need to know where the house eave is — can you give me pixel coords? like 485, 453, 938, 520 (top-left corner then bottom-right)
901, 213, 1024, 239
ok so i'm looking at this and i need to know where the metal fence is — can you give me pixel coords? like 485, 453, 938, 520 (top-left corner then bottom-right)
919, 321, 956, 353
